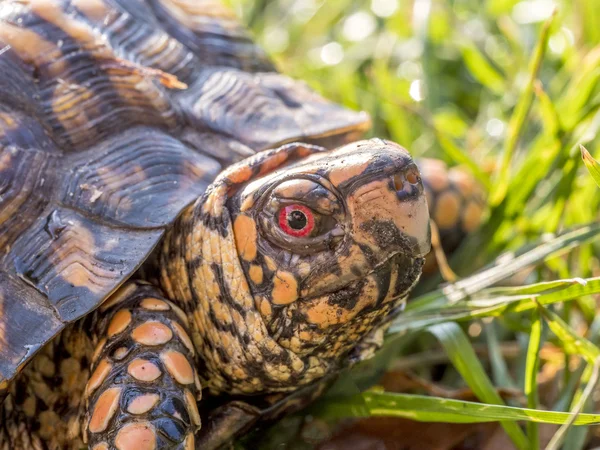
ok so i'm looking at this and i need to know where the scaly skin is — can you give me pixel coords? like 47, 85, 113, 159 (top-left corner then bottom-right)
158, 141, 429, 400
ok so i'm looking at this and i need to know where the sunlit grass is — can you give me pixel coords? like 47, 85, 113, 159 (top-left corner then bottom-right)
227, 0, 600, 448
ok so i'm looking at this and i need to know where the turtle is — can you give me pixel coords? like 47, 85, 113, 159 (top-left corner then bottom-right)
0, 1, 482, 449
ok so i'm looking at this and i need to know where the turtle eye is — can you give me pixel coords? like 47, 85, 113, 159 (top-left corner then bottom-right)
278, 204, 315, 237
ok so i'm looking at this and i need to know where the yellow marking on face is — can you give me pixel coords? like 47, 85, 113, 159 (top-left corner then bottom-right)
226, 165, 253, 184
258, 297, 272, 317
257, 151, 289, 176
272, 271, 298, 305
249, 264, 264, 284
350, 179, 430, 254
328, 160, 370, 186
304, 277, 379, 328
434, 191, 461, 229
240, 194, 256, 212
233, 214, 258, 261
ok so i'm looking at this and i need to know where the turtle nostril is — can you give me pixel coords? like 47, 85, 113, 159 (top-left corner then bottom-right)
406, 166, 420, 185
394, 166, 423, 200
393, 174, 404, 192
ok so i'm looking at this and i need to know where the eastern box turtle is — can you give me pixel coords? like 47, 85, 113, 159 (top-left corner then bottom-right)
0, 1, 482, 449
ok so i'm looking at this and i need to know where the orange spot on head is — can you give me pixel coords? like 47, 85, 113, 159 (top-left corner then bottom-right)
258, 151, 288, 176
271, 271, 298, 305
226, 165, 253, 184
249, 264, 264, 285
328, 160, 370, 187
233, 214, 258, 261
259, 297, 272, 317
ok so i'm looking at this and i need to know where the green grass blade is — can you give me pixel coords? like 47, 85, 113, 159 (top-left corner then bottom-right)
525, 311, 542, 450
460, 42, 505, 94
407, 223, 600, 313
545, 357, 600, 450
581, 145, 600, 188
427, 323, 529, 450
491, 11, 556, 205
390, 277, 600, 335
318, 392, 600, 426
537, 304, 600, 363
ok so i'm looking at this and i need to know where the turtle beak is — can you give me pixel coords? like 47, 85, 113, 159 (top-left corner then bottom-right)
392, 164, 431, 258
347, 157, 431, 261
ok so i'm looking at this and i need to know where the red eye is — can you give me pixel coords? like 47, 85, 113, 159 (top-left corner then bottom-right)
278, 204, 315, 237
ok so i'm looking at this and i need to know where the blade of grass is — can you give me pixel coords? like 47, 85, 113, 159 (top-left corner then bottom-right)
491, 10, 556, 205
525, 310, 542, 450
389, 277, 600, 335
460, 41, 506, 94
428, 322, 529, 450
581, 145, 600, 188
317, 391, 600, 425
537, 303, 600, 363
407, 223, 600, 313
545, 357, 600, 450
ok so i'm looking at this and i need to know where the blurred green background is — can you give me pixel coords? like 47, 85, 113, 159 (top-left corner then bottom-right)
222, 1, 600, 449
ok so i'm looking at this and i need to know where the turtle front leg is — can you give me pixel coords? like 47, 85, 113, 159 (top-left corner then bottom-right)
85, 282, 201, 450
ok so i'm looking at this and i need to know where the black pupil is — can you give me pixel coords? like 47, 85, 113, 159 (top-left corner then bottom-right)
288, 210, 307, 230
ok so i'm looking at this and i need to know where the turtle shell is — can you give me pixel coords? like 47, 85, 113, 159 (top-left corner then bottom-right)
0, 0, 370, 391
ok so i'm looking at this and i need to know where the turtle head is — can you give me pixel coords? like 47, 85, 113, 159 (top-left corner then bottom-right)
160, 139, 430, 394
228, 139, 430, 358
